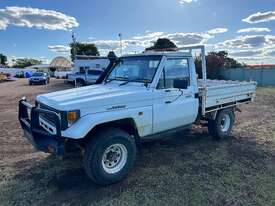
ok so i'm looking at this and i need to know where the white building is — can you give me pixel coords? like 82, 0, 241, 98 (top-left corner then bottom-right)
74, 55, 110, 74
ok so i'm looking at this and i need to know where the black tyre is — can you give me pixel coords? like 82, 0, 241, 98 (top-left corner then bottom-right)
75, 79, 85, 87
29, 81, 32, 85
84, 128, 136, 185
208, 108, 235, 139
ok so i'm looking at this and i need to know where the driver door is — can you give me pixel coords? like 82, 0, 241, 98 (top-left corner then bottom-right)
153, 58, 198, 133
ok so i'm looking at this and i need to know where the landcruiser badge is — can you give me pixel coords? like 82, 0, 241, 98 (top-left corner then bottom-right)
106, 105, 126, 111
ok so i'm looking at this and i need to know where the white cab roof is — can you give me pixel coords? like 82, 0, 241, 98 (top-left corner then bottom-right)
122, 51, 192, 58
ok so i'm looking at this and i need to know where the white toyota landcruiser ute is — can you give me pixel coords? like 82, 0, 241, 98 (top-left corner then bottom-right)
19, 46, 257, 185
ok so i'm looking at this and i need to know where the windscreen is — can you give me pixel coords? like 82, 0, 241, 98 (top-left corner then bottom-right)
106, 56, 161, 83
32, 72, 43, 77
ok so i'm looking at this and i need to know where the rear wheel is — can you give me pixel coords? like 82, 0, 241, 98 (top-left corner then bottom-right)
84, 128, 136, 185
208, 108, 235, 139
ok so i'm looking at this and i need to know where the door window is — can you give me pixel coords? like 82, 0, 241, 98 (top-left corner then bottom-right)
157, 58, 189, 89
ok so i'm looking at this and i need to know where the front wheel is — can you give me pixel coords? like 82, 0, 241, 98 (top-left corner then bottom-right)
208, 108, 235, 139
75, 79, 85, 87
84, 128, 136, 185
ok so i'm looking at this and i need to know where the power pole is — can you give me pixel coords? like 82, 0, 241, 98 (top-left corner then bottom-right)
118, 33, 122, 56
72, 31, 77, 62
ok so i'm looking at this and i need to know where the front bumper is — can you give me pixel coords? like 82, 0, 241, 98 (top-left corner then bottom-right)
29, 80, 46, 85
18, 98, 65, 156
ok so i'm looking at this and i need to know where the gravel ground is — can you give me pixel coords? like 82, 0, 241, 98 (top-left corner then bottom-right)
0, 79, 275, 206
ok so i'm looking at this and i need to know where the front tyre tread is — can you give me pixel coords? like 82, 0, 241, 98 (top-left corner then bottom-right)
83, 128, 136, 185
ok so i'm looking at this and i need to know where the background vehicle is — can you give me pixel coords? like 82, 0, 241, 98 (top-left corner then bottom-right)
19, 45, 256, 185
67, 55, 110, 86
29, 72, 50, 85
67, 69, 105, 86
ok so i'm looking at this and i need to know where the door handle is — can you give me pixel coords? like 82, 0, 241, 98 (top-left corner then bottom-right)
165, 101, 172, 104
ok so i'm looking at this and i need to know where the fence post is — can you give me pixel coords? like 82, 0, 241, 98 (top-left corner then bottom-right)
260, 68, 264, 86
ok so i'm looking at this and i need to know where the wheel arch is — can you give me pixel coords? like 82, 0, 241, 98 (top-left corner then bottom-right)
82, 118, 140, 144
205, 106, 236, 120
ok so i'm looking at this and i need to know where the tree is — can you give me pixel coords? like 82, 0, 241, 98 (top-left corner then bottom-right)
145, 38, 177, 51
70, 42, 100, 61
195, 51, 242, 79
0, 53, 7, 65
12, 58, 42, 68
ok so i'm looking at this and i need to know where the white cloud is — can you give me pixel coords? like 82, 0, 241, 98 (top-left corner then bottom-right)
0, 19, 8, 29
91, 40, 122, 51
87, 31, 213, 55
207, 28, 228, 34
265, 50, 275, 57
132, 32, 165, 47
237, 27, 271, 33
132, 31, 212, 47
216, 35, 275, 49
242, 11, 275, 24
178, 0, 197, 4
0, 6, 79, 30
215, 35, 275, 63
48, 45, 70, 53
166, 32, 212, 46
228, 48, 275, 64
230, 50, 263, 57
219, 37, 275, 64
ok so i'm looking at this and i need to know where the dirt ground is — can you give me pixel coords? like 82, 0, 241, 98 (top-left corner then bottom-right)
0, 79, 275, 206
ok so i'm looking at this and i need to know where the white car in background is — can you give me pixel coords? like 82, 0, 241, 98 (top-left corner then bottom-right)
67, 56, 110, 86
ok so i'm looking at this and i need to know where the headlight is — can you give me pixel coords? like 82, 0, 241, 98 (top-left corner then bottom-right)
67, 110, 80, 126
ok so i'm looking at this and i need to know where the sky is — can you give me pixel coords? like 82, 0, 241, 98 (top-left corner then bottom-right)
0, 0, 275, 65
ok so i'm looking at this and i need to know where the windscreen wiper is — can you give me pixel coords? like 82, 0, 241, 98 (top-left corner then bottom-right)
104, 77, 128, 84
119, 78, 150, 86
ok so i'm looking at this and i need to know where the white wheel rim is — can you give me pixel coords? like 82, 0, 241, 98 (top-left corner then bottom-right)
102, 144, 127, 174
220, 114, 231, 132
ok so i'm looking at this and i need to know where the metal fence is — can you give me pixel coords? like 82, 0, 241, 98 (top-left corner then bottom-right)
218, 67, 275, 86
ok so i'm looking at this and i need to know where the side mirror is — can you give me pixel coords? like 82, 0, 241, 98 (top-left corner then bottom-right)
173, 78, 189, 89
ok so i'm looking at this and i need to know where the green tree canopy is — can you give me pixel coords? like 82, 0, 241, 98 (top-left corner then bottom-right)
145, 38, 177, 51
70, 42, 100, 61
0, 53, 8, 65
12, 58, 42, 68
195, 51, 243, 79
